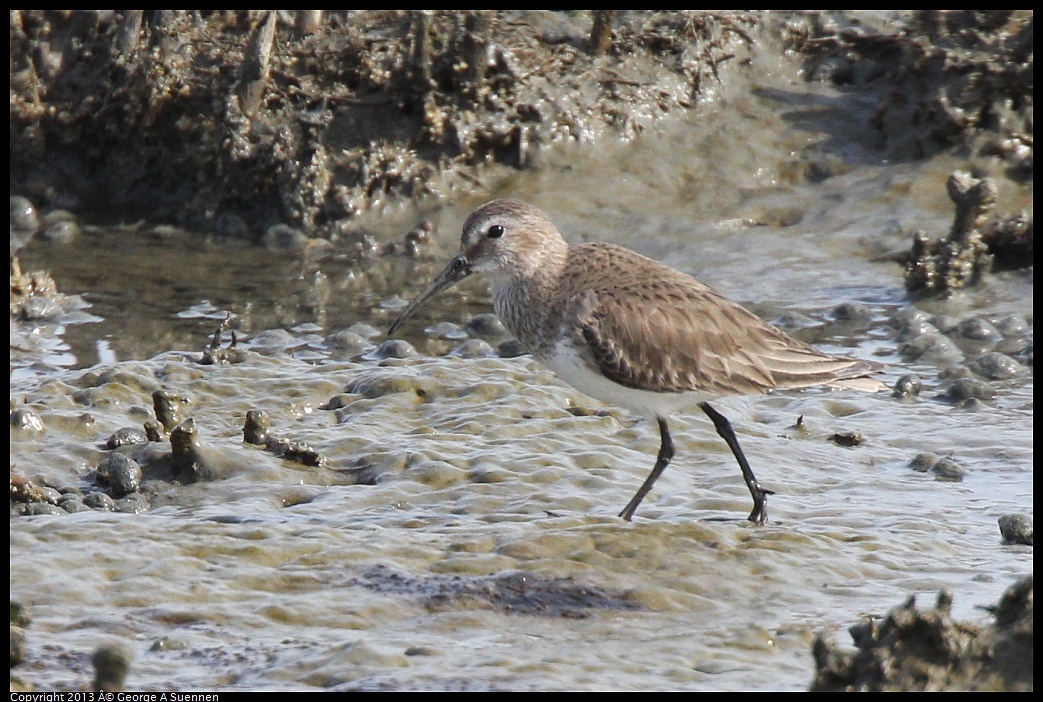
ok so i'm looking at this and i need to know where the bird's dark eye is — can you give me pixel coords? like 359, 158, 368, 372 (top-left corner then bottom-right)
487, 225, 504, 239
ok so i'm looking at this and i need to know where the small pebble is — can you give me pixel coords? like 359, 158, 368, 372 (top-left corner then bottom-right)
93, 644, 132, 692
214, 211, 249, 238
998, 514, 1033, 545
10, 625, 27, 666
153, 389, 188, 431
105, 427, 149, 449
831, 301, 873, 321
170, 418, 204, 480
39, 218, 79, 245
954, 317, 1002, 343
369, 339, 417, 360
345, 322, 382, 339
892, 373, 922, 398
939, 365, 972, 380
324, 394, 353, 410
10, 196, 38, 235
895, 318, 938, 342
37, 486, 62, 505
10, 474, 47, 503
829, 431, 865, 447
10, 408, 44, 432
967, 352, 1023, 380
889, 307, 930, 330
144, 419, 167, 442
347, 375, 436, 399
19, 296, 64, 321
262, 223, 310, 251
943, 378, 996, 403
806, 55, 852, 83
992, 315, 1028, 338
243, 409, 272, 445
909, 452, 938, 472
325, 330, 370, 354
465, 313, 508, 337
404, 645, 438, 657
83, 492, 117, 511
115, 494, 152, 514
451, 338, 496, 358
10, 602, 31, 627
60, 495, 93, 513
497, 339, 527, 358
25, 502, 66, 516
948, 317, 1002, 355
931, 458, 965, 481
427, 321, 468, 340
929, 314, 961, 334
97, 453, 143, 496
149, 637, 188, 652
994, 336, 1031, 357
899, 333, 962, 366
249, 328, 305, 352
771, 310, 816, 330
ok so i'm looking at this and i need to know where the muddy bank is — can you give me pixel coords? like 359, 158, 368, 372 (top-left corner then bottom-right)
11, 10, 754, 235
10, 11, 1032, 239
812, 576, 1033, 692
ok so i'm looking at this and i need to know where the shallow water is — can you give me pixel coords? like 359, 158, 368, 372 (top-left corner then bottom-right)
11, 32, 1033, 691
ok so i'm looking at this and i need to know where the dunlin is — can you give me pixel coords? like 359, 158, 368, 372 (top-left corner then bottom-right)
389, 199, 885, 523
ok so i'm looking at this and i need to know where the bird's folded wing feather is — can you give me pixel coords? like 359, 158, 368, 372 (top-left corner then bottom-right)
568, 271, 880, 395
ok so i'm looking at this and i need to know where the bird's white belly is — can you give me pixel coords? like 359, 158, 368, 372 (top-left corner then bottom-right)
540, 340, 717, 419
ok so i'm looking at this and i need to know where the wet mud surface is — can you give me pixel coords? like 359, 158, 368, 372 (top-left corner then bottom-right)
10, 10, 1033, 692
351, 565, 642, 618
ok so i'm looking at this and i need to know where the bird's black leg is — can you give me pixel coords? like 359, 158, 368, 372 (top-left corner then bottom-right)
700, 402, 773, 524
618, 416, 673, 521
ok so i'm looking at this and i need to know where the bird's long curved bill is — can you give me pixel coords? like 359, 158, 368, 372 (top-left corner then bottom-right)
387, 255, 473, 335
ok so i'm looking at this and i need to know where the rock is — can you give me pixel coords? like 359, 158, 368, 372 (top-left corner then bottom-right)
998, 515, 1033, 545
97, 453, 143, 497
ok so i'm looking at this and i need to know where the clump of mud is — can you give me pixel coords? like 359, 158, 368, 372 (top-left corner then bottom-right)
790, 10, 1032, 171
901, 170, 1033, 295
811, 576, 1033, 692
351, 564, 641, 618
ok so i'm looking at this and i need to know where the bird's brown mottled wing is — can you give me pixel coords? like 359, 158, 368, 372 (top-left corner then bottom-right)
563, 243, 881, 396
